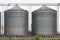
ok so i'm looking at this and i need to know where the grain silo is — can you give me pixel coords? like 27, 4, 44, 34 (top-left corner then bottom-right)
4, 4, 28, 36
32, 5, 57, 36
0, 12, 1, 35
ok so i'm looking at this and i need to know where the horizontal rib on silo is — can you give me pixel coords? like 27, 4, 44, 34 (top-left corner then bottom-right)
32, 5, 57, 36
4, 4, 28, 36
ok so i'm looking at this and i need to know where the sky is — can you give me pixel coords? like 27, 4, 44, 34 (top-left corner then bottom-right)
0, 0, 59, 3
0, 0, 60, 34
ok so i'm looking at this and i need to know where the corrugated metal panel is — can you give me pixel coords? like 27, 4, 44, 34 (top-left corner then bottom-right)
4, 4, 28, 36
32, 6, 57, 35
0, 12, 1, 35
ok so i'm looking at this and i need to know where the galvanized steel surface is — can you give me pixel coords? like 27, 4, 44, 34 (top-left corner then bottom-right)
32, 6, 57, 35
0, 12, 1, 34
4, 5, 28, 36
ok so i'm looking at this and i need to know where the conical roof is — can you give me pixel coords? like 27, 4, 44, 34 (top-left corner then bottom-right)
5, 4, 27, 12
33, 5, 57, 13
11, 4, 22, 9
5, 4, 28, 12
10, 4, 25, 10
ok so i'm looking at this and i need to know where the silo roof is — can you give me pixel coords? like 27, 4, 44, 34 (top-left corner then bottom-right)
11, 4, 23, 10
32, 5, 57, 13
5, 4, 28, 12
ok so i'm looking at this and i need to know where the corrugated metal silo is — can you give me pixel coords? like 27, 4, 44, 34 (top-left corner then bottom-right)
0, 12, 1, 35
32, 5, 57, 36
4, 4, 28, 36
